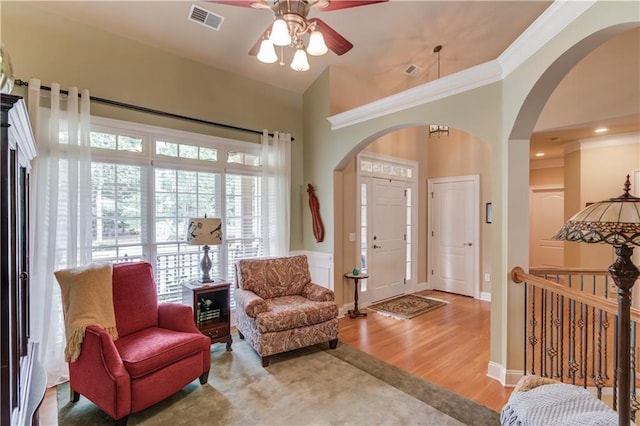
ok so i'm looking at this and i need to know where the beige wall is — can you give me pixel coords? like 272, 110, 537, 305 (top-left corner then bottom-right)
530, 165, 564, 187
564, 138, 640, 268
428, 129, 493, 294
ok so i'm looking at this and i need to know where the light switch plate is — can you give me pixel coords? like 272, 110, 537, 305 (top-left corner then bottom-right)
349, 233, 356, 242
484, 273, 491, 282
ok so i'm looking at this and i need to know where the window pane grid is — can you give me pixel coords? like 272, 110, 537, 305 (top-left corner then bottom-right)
156, 140, 218, 162
360, 182, 368, 276
92, 162, 145, 256
89, 124, 266, 307
154, 168, 221, 301
406, 188, 412, 281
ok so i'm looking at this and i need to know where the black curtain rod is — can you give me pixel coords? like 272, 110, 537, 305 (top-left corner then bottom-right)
14, 79, 293, 141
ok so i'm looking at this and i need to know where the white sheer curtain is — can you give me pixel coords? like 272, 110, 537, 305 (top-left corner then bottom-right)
261, 130, 291, 256
27, 79, 92, 386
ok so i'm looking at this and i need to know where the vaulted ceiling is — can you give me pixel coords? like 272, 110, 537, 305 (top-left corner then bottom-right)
22, 1, 640, 159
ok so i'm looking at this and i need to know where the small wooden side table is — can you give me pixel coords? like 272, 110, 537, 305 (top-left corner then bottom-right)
344, 272, 369, 318
182, 280, 233, 351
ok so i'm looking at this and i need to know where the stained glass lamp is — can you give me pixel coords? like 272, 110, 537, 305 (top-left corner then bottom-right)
554, 175, 640, 425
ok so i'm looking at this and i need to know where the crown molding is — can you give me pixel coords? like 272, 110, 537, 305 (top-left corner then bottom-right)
498, 0, 596, 78
577, 132, 640, 149
327, 1, 596, 131
327, 61, 502, 130
564, 132, 640, 154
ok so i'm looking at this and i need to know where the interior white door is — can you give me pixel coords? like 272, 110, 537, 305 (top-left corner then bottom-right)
529, 189, 564, 267
430, 177, 477, 297
369, 178, 407, 302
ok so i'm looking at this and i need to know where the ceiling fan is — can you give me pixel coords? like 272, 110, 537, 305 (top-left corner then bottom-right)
214, 0, 388, 71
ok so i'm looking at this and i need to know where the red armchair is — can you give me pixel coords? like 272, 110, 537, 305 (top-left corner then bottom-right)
68, 262, 211, 425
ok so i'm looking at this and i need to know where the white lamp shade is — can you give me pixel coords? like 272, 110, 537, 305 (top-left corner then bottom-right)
306, 30, 328, 56
290, 48, 310, 71
257, 39, 278, 63
186, 218, 223, 246
269, 18, 291, 46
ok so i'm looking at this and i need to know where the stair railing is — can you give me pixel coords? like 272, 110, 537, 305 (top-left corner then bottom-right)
511, 266, 640, 421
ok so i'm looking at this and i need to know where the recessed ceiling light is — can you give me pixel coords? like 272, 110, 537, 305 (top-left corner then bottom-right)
535, 152, 545, 157
595, 127, 609, 134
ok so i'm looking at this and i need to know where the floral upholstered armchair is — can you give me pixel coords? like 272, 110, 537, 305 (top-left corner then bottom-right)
234, 255, 339, 366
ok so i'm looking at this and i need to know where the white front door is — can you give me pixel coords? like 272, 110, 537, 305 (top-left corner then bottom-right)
369, 177, 407, 302
529, 188, 564, 267
429, 176, 479, 298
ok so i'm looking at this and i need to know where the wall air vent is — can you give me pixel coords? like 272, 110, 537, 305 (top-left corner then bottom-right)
404, 64, 420, 77
188, 5, 224, 31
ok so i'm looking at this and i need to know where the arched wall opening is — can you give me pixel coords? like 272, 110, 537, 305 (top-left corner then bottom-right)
332, 125, 492, 310
500, 21, 640, 383
302, 1, 639, 388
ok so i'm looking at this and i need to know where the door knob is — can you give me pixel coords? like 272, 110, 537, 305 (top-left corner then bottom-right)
373, 244, 381, 249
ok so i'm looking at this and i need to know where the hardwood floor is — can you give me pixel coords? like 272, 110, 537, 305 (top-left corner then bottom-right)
40, 290, 511, 424
339, 290, 512, 412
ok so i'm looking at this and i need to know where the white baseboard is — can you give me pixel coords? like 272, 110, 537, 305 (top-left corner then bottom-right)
290, 250, 334, 291
480, 291, 491, 302
416, 281, 429, 292
487, 361, 504, 385
487, 361, 524, 387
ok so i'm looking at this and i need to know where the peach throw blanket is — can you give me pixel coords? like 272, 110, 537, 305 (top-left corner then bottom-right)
55, 263, 118, 362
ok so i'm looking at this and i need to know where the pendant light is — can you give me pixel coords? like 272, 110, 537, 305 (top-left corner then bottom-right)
269, 17, 291, 46
290, 40, 310, 71
257, 37, 278, 64
306, 27, 328, 56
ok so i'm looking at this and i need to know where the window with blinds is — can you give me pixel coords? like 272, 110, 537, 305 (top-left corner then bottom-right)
91, 162, 146, 264
225, 174, 263, 283
88, 116, 265, 305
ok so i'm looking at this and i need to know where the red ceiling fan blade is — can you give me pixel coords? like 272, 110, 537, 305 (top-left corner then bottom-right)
316, 0, 388, 12
309, 18, 353, 56
211, 1, 270, 9
248, 27, 271, 56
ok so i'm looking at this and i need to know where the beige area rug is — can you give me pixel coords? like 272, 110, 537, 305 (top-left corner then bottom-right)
58, 336, 499, 425
368, 294, 448, 319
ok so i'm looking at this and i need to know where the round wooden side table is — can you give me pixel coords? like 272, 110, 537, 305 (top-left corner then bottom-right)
344, 272, 369, 318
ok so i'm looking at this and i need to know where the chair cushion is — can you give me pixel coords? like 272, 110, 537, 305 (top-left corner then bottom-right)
255, 295, 338, 333
112, 262, 159, 337
237, 255, 311, 299
115, 327, 207, 379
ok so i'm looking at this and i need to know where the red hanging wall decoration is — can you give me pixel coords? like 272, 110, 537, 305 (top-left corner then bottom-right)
307, 184, 325, 243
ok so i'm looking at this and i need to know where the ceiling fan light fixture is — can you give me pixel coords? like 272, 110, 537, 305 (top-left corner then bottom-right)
290, 45, 310, 71
257, 38, 278, 63
307, 29, 328, 56
269, 17, 291, 46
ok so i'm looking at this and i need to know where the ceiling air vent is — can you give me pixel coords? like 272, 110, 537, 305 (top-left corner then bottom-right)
404, 64, 420, 77
188, 5, 224, 31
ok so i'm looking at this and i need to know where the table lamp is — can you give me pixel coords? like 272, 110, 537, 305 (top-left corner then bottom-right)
186, 217, 222, 283
554, 175, 640, 425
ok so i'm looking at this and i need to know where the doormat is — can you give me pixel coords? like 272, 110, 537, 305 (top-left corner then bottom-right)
367, 294, 447, 320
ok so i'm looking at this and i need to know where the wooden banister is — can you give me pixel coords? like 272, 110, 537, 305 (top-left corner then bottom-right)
511, 266, 640, 323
